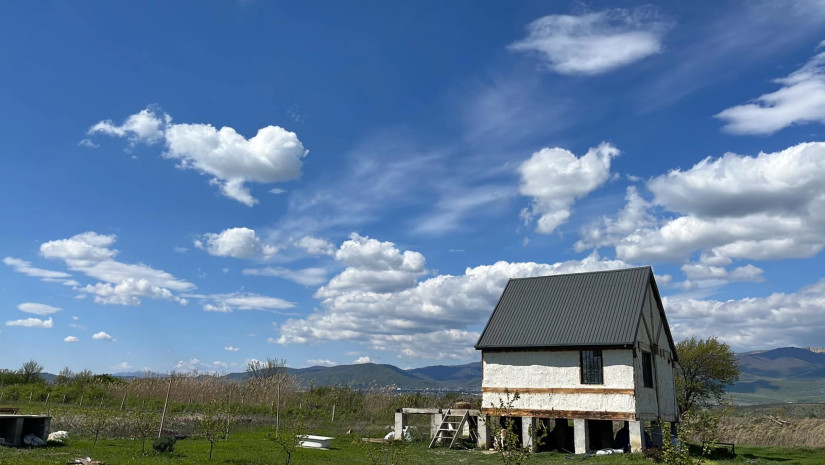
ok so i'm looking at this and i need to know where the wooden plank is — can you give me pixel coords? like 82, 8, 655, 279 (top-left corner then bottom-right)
481, 407, 636, 421
401, 408, 441, 414
482, 387, 635, 395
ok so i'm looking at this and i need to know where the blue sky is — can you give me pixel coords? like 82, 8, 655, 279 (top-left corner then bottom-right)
3, 1, 825, 374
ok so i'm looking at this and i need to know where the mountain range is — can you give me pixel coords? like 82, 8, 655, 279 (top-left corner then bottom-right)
41, 347, 825, 403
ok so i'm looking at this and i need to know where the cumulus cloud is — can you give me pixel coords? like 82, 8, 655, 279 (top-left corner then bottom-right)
306, 359, 338, 367
242, 266, 327, 286
39, 231, 194, 306
509, 8, 669, 76
294, 236, 336, 256
87, 106, 307, 206
315, 233, 427, 298
576, 186, 656, 252
224, 345, 239, 352
17, 303, 62, 315
88, 107, 167, 144
199, 292, 294, 313
353, 356, 373, 364
195, 227, 278, 259
666, 277, 825, 351
3, 257, 77, 285
580, 142, 825, 266
6, 317, 53, 328
64, 336, 79, 343
678, 263, 765, 291
372, 329, 480, 361
92, 331, 113, 341
278, 240, 630, 360
716, 44, 825, 135
634, 143, 825, 263
519, 143, 619, 234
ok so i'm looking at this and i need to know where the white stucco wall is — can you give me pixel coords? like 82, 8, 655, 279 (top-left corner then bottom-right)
482, 349, 636, 416
634, 284, 678, 421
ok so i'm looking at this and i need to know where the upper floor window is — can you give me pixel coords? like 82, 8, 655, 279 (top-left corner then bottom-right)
580, 349, 603, 384
642, 351, 654, 388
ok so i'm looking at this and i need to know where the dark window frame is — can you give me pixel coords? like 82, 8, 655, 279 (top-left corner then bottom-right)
580, 349, 604, 385
642, 351, 654, 388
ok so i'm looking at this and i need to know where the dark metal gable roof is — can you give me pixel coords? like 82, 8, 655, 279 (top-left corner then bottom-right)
475, 267, 657, 350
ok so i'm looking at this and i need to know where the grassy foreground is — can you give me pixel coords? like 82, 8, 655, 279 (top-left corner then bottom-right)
1, 430, 824, 465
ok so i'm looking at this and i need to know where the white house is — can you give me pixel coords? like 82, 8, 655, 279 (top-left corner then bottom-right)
475, 266, 678, 454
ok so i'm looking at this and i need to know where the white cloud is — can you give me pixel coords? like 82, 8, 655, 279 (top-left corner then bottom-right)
242, 266, 327, 286
314, 233, 427, 298
17, 303, 62, 315
576, 186, 656, 252
666, 277, 825, 351
88, 107, 167, 144
614, 142, 825, 263
224, 345, 239, 352
64, 336, 79, 343
278, 239, 630, 360
413, 185, 516, 235
3, 257, 76, 285
195, 227, 278, 259
92, 331, 113, 341
678, 263, 765, 291
39, 231, 194, 306
716, 45, 825, 135
373, 329, 480, 361
306, 359, 338, 367
199, 292, 294, 313
115, 362, 133, 370
213, 361, 228, 370
353, 356, 373, 364
173, 358, 203, 372
294, 236, 336, 256
509, 8, 669, 76
6, 317, 53, 328
519, 143, 619, 233
88, 106, 308, 206
77, 138, 99, 148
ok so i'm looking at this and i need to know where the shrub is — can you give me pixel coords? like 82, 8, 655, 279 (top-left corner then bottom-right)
153, 436, 177, 453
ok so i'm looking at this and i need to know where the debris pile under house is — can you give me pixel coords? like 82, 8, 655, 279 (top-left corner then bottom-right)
397, 267, 680, 455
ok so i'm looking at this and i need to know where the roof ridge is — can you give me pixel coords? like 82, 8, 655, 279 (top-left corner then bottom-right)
507, 266, 651, 282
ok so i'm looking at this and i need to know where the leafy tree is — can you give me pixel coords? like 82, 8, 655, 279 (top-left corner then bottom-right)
489, 390, 534, 465
86, 407, 110, 446
197, 401, 231, 460
55, 367, 75, 385
0, 369, 23, 385
246, 358, 288, 379
20, 359, 44, 384
130, 408, 159, 453
675, 336, 740, 417
268, 414, 308, 465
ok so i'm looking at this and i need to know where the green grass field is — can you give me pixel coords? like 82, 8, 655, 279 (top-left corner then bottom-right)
2, 430, 824, 465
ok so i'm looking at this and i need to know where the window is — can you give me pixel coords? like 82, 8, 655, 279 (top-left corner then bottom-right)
642, 351, 654, 388
580, 350, 603, 384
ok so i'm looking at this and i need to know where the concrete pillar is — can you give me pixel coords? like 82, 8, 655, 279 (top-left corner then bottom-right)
477, 414, 491, 449
628, 421, 644, 453
573, 419, 588, 454
521, 417, 537, 452
394, 412, 407, 441
430, 413, 441, 439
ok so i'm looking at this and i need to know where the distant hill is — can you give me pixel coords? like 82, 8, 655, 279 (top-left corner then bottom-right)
35, 346, 821, 403
730, 347, 825, 405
